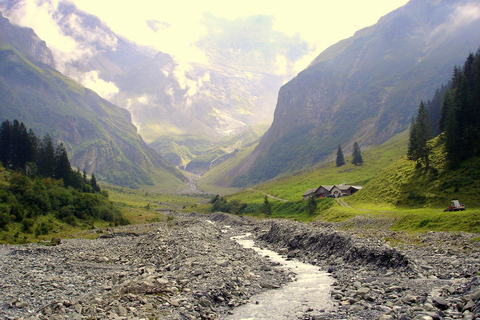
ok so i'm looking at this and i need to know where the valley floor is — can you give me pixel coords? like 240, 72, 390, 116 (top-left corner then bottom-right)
1, 213, 480, 320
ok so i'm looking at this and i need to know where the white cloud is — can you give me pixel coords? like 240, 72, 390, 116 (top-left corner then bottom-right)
452, 3, 480, 26
1, 0, 409, 99
80, 70, 119, 100
67, 0, 408, 71
430, 2, 480, 39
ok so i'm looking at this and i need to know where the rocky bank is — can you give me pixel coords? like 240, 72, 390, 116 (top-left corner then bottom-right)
1, 212, 480, 320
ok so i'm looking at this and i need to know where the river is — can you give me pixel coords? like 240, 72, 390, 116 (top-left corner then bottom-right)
227, 233, 334, 320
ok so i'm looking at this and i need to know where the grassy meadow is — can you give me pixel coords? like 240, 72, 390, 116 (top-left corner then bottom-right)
3, 128, 480, 245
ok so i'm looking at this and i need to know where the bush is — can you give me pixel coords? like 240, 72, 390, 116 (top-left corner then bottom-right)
22, 218, 34, 233
35, 221, 53, 236
0, 204, 11, 230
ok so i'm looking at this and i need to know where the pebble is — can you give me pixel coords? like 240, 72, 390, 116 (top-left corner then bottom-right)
1, 212, 480, 320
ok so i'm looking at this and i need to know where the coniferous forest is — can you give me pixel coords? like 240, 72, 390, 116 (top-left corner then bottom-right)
409, 48, 480, 169
0, 120, 128, 233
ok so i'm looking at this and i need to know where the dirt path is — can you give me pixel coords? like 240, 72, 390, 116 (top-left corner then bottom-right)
335, 197, 351, 208
247, 188, 289, 202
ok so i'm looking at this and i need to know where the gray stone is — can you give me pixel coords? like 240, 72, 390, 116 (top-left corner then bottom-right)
432, 296, 449, 310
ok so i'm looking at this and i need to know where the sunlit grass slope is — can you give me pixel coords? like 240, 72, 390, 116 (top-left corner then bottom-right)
235, 129, 409, 202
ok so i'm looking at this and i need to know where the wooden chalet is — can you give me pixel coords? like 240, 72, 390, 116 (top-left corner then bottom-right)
302, 184, 363, 200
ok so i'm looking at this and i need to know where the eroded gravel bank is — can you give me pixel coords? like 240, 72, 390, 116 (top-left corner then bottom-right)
1, 212, 480, 320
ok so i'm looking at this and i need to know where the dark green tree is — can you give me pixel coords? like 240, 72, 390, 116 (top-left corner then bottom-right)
37, 134, 56, 178
90, 173, 101, 192
54, 143, 73, 186
352, 141, 363, 166
262, 195, 272, 217
441, 50, 480, 166
0, 120, 12, 167
407, 101, 433, 169
336, 145, 345, 167
306, 196, 317, 216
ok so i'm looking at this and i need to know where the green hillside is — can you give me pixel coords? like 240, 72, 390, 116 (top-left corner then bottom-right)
0, 44, 186, 190
236, 129, 408, 202
203, 131, 480, 233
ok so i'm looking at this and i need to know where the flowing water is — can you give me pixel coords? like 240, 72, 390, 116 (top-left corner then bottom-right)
226, 233, 333, 320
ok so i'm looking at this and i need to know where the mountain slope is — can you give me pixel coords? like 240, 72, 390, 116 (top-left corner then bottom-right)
1, 0, 311, 164
231, 0, 480, 186
0, 14, 186, 189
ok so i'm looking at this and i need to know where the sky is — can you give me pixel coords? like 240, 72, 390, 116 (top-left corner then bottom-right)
1, 0, 410, 101
5, 0, 409, 69
72, 0, 409, 69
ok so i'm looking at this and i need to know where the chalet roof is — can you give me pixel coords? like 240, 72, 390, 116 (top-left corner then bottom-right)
319, 185, 334, 191
302, 188, 318, 196
335, 184, 363, 191
303, 184, 363, 196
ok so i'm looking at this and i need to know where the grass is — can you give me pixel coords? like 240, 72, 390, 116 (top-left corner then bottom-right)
104, 184, 212, 213
5, 127, 480, 243
317, 200, 480, 233
226, 130, 408, 203
213, 130, 480, 233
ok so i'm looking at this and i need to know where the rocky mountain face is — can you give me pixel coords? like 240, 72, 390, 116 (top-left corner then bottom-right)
0, 13, 186, 189
0, 13, 54, 66
0, 1, 307, 168
231, 0, 480, 186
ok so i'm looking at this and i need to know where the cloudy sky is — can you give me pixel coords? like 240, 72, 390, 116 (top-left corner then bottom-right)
1, 0, 410, 101
77, 0, 410, 69
5, 0, 409, 69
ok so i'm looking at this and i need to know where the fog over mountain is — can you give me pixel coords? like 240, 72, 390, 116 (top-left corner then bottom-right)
0, 1, 408, 145
0, 0, 313, 142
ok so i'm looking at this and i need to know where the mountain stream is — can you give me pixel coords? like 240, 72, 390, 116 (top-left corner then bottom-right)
226, 233, 334, 320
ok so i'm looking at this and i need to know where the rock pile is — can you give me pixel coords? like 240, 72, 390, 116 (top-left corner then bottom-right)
1, 212, 480, 320
246, 217, 480, 320
0, 214, 291, 320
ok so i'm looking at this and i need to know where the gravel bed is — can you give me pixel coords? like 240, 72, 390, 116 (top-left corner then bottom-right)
1, 212, 480, 320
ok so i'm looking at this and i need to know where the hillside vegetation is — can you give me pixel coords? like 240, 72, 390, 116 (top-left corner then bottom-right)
0, 16, 187, 190
199, 128, 480, 233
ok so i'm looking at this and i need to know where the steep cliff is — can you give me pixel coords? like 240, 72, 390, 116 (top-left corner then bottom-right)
0, 14, 186, 189
232, 0, 480, 186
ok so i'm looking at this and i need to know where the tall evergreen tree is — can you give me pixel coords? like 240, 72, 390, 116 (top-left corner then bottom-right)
0, 120, 12, 167
408, 101, 433, 169
442, 49, 480, 166
352, 141, 363, 166
54, 143, 72, 186
336, 145, 345, 167
262, 195, 271, 217
37, 134, 56, 178
90, 173, 101, 192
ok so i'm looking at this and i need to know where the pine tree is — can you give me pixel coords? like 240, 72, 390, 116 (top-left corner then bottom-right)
37, 134, 56, 178
54, 143, 72, 186
352, 141, 363, 166
90, 173, 101, 192
0, 120, 12, 167
336, 145, 345, 167
407, 101, 433, 169
262, 195, 271, 217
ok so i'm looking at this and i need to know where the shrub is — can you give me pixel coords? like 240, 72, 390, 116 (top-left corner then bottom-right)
0, 204, 11, 230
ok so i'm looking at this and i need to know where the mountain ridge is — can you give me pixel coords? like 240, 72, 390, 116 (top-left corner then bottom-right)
230, 0, 480, 186
0, 13, 187, 189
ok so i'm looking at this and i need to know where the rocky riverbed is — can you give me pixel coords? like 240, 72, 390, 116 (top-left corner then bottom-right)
1, 212, 480, 320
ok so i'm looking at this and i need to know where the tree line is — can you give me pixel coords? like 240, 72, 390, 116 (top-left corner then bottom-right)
0, 119, 100, 192
0, 120, 128, 235
408, 48, 480, 169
